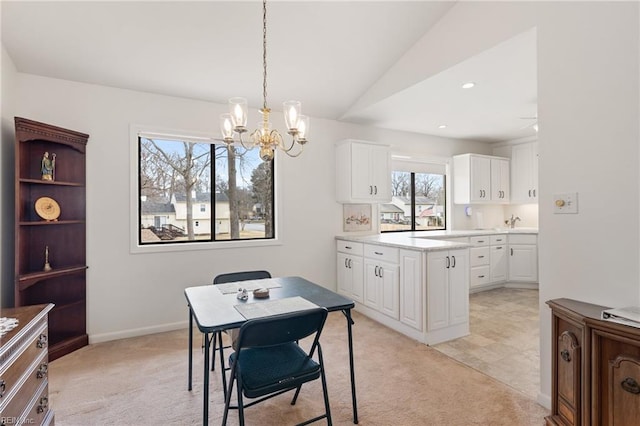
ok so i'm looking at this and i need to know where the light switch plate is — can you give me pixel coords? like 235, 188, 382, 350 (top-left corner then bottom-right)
553, 192, 578, 214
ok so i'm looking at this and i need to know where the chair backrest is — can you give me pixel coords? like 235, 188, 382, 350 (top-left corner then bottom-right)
237, 308, 328, 350
213, 270, 272, 285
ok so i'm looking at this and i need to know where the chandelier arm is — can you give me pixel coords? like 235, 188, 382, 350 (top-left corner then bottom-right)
236, 132, 254, 151
281, 144, 304, 158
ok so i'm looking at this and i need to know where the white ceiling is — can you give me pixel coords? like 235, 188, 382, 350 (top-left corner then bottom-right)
1, 1, 537, 143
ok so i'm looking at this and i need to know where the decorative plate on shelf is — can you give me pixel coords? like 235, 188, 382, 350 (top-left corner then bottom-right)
35, 196, 61, 221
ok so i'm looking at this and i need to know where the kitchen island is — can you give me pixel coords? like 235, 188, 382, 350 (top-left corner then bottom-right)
335, 228, 538, 345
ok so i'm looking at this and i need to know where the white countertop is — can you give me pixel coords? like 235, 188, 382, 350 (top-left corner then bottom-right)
336, 228, 538, 252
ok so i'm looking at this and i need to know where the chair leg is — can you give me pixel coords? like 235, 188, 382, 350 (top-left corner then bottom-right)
222, 364, 236, 426
210, 332, 217, 371
318, 346, 332, 426
291, 385, 302, 405
218, 331, 228, 399
237, 375, 245, 426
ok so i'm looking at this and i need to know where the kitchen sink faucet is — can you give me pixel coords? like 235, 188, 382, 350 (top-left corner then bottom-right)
506, 214, 521, 229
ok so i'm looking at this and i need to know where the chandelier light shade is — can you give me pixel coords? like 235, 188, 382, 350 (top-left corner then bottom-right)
219, 0, 309, 162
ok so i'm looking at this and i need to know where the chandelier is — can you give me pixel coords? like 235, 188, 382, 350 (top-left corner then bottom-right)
220, 0, 309, 162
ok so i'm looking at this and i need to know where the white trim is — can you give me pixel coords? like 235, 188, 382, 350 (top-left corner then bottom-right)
537, 392, 551, 410
89, 320, 188, 344
129, 123, 283, 254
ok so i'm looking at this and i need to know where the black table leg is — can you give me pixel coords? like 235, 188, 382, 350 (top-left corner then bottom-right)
188, 306, 193, 391
203, 331, 210, 425
345, 309, 358, 424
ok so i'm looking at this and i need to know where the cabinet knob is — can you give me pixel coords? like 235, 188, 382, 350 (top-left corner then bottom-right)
37, 363, 48, 379
37, 396, 49, 414
0, 379, 5, 398
36, 333, 48, 349
560, 349, 571, 363
621, 377, 640, 394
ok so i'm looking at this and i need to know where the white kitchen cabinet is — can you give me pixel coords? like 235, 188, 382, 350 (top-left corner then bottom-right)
399, 249, 423, 331
511, 142, 538, 203
427, 248, 469, 331
508, 234, 538, 282
490, 244, 508, 282
453, 154, 510, 204
336, 241, 364, 303
363, 244, 399, 320
336, 140, 391, 203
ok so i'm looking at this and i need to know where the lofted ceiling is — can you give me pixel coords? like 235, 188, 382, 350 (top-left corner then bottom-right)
1, 1, 537, 143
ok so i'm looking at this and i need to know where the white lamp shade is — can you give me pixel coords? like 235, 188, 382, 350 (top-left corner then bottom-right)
220, 113, 235, 139
229, 97, 248, 128
283, 100, 301, 130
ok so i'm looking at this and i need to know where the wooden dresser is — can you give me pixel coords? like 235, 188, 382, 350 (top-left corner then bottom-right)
1, 304, 55, 425
546, 298, 640, 426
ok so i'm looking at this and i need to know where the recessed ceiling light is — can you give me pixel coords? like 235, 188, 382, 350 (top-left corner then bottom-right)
438, 124, 447, 129
461, 82, 475, 89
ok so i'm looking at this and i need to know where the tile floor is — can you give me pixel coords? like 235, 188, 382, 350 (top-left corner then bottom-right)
433, 287, 540, 400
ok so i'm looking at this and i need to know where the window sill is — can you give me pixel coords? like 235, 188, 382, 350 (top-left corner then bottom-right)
130, 237, 282, 254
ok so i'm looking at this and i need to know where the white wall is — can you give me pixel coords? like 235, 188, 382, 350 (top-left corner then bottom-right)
7, 72, 489, 342
537, 0, 640, 407
1, 44, 18, 308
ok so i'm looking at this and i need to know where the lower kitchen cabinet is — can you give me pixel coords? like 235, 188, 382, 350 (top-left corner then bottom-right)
426, 248, 469, 341
547, 298, 640, 426
336, 241, 364, 303
509, 234, 538, 282
363, 244, 399, 320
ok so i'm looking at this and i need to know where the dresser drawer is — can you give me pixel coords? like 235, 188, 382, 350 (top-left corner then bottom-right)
470, 247, 490, 267
470, 266, 491, 287
364, 244, 399, 263
2, 349, 49, 419
490, 235, 507, 245
336, 240, 363, 256
469, 236, 490, 247
21, 381, 51, 426
0, 324, 48, 410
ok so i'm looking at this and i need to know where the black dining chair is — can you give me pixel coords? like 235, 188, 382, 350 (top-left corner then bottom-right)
210, 270, 272, 397
222, 307, 332, 426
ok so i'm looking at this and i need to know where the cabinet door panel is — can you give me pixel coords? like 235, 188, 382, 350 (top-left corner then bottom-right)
448, 249, 469, 326
557, 331, 581, 425
509, 244, 538, 282
379, 262, 399, 320
350, 256, 364, 303
350, 143, 372, 200
490, 245, 507, 282
400, 250, 422, 330
608, 356, 640, 426
470, 156, 491, 202
337, 253, 351, 296
370, 145, 391, 201
363, 260, 381, 310
427, 252, 449, 331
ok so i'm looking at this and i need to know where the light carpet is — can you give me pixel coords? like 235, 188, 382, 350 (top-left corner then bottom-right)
49, 311, 549, 425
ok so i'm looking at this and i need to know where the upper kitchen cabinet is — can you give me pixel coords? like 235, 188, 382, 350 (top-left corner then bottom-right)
511, 142, 538, 203
452, 154, 510, 204
336, 139, 391, 203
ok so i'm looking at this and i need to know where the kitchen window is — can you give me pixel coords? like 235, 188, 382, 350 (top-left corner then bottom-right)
136, 133, 275, 246
380, 159, 447, 233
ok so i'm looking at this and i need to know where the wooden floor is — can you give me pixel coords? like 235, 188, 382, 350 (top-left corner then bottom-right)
433, 287, 540, 400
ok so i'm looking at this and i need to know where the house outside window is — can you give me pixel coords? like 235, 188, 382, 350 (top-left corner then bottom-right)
380, 159, 447, 233
137, 134, 274, 245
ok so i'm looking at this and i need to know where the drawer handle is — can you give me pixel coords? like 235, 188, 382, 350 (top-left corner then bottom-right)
621, 377, 640, 394
478, 275, 485, 278
477, 240, 485, 243
0, 379, 5, 398
37, 333, 48, 349
37, 363, 48, 379
37, 396, 49, 414
478, 255, 485, 259
560, 349, 571, 363
374, 251, 383, 256
496, 246, 503, 250
345, 246, 352, 250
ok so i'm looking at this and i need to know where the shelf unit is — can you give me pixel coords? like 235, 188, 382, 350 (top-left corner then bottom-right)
14, 117, 89, 361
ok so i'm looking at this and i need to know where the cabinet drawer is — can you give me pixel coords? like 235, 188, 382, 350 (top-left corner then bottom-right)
469, 236, 490, 247
0, 324, 48, 411
446, 237, 469, 243
490, 235, 507, 245
509, 234, 537, 245
2, 349, 49, 419
336, 240, 363, 256
470, 247, 490, 267
364, 244, 399, 263
470, 266, 491, 287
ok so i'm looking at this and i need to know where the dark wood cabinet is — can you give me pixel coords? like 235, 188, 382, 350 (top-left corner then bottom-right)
547, 298, 640, 426
14, 117, 89, 361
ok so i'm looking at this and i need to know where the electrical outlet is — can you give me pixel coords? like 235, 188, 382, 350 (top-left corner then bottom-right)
553, 192, 578, 214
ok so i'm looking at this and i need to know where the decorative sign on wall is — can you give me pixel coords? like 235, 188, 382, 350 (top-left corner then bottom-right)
343, 204, 372, 232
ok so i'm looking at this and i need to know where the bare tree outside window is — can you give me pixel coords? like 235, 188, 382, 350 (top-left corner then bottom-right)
138, 137, 274, 244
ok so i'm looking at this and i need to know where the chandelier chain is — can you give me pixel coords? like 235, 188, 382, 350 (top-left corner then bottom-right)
262, 0, 268, 111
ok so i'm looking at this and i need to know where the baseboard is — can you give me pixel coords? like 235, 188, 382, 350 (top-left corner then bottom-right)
89, 320, 188, 344
537, 391, 551, 409
504, 282, 539, 290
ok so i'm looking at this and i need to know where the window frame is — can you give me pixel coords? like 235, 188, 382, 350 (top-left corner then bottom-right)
129, 124, 283, 253
381, 156, 451, 234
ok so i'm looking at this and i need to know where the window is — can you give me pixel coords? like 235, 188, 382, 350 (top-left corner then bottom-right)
138, 135, 274, 245
380, 159, 446, 233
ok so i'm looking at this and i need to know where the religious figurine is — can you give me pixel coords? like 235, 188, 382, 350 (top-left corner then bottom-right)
43, 245, 52, 272
41, 151, 56, 181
